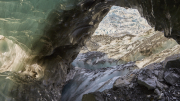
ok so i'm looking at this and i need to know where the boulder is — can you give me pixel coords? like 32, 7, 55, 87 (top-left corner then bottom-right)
82, 92, 104, 101
114, 72, 136, 88
164, 71, 180, 85
163, 54, 180, 70
137, 69, 157, 89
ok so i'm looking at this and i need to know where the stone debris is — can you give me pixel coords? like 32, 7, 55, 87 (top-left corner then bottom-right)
82, 54, 180, 101
137, 69, 157, 90
164, 71, 180, 85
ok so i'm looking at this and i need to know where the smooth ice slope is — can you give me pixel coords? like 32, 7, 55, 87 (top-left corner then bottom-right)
61, 62, 138, 101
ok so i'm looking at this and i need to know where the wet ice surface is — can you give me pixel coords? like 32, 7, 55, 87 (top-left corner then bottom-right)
72, 51, 123, 70
61, 62, 138, 101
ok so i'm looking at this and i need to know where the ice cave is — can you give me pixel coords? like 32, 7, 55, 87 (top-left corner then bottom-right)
0, 0, 180, 101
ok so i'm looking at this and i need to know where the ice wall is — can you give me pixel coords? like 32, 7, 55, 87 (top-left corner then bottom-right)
0, 0, 83, 100
0, 0, 179, 100
72, 52, 122, 70
94, 6, 151, 36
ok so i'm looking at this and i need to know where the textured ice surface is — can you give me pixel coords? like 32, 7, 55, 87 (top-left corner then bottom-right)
82, 29, 178, 68
0, 0, 76, 71
72, 52, 122, 70
81, 6, 178, 65
94, 6, 151, 36
61, 62, 138, 101
0, 0, 179, 101
0, 36, 30, 72
0, 0, 81, 100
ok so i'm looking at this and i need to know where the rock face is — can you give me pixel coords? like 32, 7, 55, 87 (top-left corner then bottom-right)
82, 54, 180, 101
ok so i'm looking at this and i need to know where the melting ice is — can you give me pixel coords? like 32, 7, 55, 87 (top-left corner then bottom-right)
61, 62, 138, 101
61, 6, 179, 101
72, 51, 123, 70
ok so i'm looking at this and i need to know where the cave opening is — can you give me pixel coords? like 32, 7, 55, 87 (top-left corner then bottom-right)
70, 5, 178, 70
61, 6, 179, 101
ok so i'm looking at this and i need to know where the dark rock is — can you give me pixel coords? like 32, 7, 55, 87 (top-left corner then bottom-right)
147, 95, 151, 98
158, 71, 164, 82
154, 70, 159, 76
163, 54, 180, 69
156, 81, 166, 90
82, 55, 180, 101
158, 94, 165, 101
144, 63, 163, 70
82, 92, 104, 101
165, 58, 180, 70
164, 71, 180, 85
114, 72, 136, 88
137, 69, 157, 90
154, 89, 161, 97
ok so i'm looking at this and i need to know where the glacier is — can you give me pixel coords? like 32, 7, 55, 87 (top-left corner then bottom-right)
94, 6, 151, 35
0, 0, 180, 101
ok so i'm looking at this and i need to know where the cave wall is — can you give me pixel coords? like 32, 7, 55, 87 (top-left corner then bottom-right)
0, 0, 180, 100
37, 0, 180, 59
